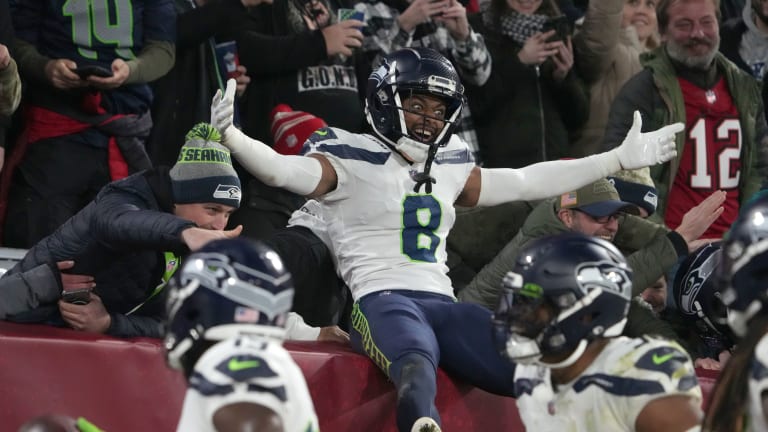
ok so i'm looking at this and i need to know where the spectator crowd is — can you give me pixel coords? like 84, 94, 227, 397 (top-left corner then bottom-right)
3, 0, 768, 431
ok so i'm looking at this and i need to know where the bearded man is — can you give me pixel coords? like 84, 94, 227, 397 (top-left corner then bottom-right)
602, 0, 768, 237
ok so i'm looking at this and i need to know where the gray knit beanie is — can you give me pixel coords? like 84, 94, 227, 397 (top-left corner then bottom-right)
170, 123, 241, 208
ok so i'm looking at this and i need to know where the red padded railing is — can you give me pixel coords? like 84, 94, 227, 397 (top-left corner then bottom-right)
0, 322, 718, 431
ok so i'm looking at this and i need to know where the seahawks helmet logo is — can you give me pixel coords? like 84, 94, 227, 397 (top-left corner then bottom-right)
576, 261, 631, 298
213, 184, 242, 201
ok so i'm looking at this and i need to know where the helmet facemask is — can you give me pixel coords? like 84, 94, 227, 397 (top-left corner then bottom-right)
493, 235, 633, 370
720, 196, 768, 338
164, 239, 295, 376
493, 272, 602, 368
365, 48, 465, 193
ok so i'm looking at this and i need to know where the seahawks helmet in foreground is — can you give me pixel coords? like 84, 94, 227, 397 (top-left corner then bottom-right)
493, 233, 632, 368
720, 194, 768, 338
164, 238, 294, 375
673, 243, 734, 355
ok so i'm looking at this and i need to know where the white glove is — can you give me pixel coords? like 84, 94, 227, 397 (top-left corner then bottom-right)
613, 110, 683, 170
210, 78, 237, 136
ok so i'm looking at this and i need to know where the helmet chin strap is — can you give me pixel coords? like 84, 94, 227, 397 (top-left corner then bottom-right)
537, 339, 589, 369
411, 142, 439, 194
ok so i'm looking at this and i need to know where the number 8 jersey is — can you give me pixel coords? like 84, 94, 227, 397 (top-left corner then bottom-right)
303, 127, 475, 301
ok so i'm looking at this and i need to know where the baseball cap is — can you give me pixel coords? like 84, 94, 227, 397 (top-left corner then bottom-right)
556, 178, 639, 217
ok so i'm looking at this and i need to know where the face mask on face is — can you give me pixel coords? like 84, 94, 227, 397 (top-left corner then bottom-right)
395, 136, 430, 163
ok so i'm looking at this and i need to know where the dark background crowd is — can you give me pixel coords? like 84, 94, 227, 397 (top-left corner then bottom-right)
0, 0, 765, 373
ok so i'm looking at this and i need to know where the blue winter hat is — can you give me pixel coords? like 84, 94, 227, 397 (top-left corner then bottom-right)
170, 123, 242, 208
607, 176, 658, 216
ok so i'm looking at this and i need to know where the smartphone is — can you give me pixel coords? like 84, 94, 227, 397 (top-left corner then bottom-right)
337, 8, 365, 27
61, 289, 92, 305
432, 0, 448, 15
71, 65, 113, 79
542, 16, 571, 42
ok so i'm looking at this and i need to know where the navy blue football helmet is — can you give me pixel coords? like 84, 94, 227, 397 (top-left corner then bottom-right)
720, 193, 768, 338
365, 48, 465, 192
672, 243, 734, 353
492, 233, 632, 368
164, 238, 295, 372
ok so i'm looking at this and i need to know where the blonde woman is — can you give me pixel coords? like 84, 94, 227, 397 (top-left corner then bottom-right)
571, 0, 660, 157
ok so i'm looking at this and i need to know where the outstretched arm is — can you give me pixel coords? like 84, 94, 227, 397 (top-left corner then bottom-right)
210, 79, 337, 198
457, 111, 683, 207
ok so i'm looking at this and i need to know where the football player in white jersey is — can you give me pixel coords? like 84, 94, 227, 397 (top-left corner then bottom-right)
493, 232, 703, 431
703, 193, 768, 432
209, 47, 683, 432
164, 238, 320, 432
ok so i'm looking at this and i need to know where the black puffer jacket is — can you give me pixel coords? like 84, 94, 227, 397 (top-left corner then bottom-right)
465, 13, 589, 168
3, 167, 194, 338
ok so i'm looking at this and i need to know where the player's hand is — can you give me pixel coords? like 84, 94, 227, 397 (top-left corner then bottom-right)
317, 325, 350, 343
56, 260, 97, 291
59, 293, 111, 333
45, 58, 87, 89
211, 78, 237, 135
181, 225, 243, 251
614, 111, 682, 170
86, 58, 129, 89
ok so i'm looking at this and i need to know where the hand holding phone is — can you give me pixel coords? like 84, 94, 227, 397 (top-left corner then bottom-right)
61, 288, 92, 305
542, 16, 571, 42
337, 8, 365, 28
71, 65, 114, 79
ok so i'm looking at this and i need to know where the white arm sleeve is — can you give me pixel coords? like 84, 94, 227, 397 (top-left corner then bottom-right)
476, 151, 621, 207
222, 126, 323, 196
284, 312, 321, 341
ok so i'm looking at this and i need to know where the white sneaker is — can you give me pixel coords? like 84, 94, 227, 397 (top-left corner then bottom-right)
411, 417, 441, 432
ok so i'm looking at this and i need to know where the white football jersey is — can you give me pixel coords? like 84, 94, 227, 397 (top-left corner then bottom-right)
304, 128, 475, 301
747, 334, 768, 432
514, 336, 702, 432
175, 336, 319, 432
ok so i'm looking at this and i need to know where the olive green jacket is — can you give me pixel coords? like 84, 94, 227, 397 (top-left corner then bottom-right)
458, 197, 686, 308
603, 47, 768, 220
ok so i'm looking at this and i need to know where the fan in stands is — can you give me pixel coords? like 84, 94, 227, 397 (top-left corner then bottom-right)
270, 104, 328, 155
